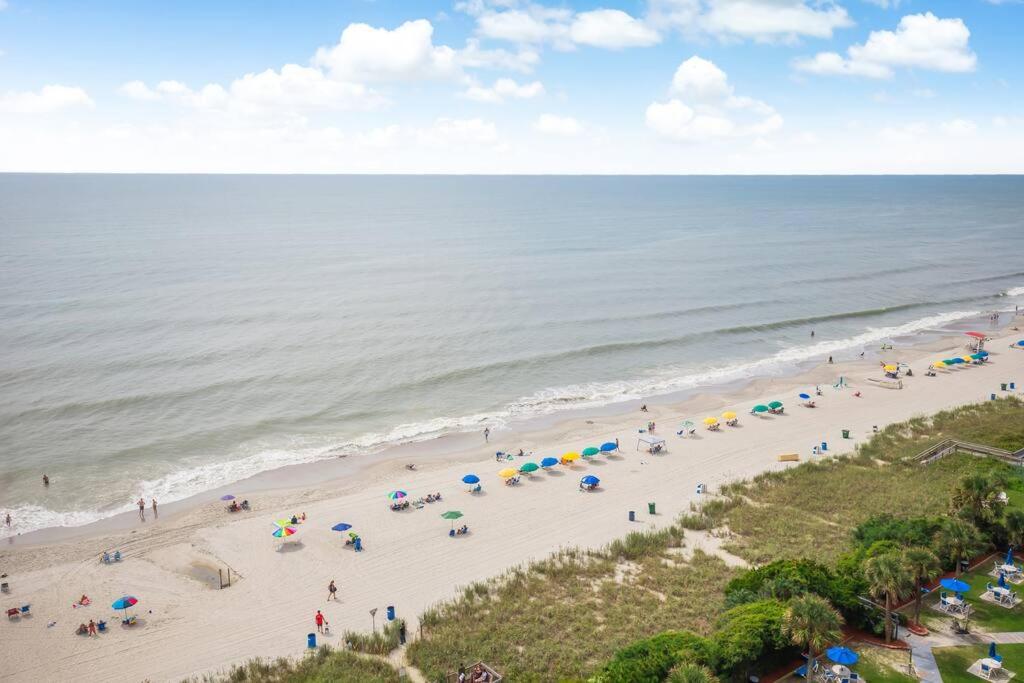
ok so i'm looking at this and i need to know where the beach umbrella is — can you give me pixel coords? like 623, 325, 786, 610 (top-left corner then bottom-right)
112, 595, 138, 620
970, 353, 984, 360
990, 642, 998, 659
825, 647, 859, 666
722, 411, 737, 420
798, 393, 811, 400
581, 446, 600, 457
703, 417, 719, 426
561, 452, 580, 464
331, 523, 353, 532
519, 462, 540, 474
943, 359, 956, 365
883, 364, 897, 372
966, 332, 986, 339
932, 361, 947, 368
272, 525, 297, 538
960, 356, 974, 363
950, 358, 964, 364
498, 468, 517, 478
767, 401, 783, 409
998, 573, 1007, 588
581, 475, 599, 486
541, 457, 559, 468
220, 494, 235, 501
441, 510, 463, 529
940, 577, 971, 593
1017, 340, 1024, 347
752, 404, 769, 413
600, 442, 617, 453
387, 490, 407, 500
1007, 547, 1015, 565
462, 474, 480, 485
978, 351, 989, 357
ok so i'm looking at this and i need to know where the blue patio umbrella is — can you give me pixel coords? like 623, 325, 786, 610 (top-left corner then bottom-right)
798, 393, 811, 400
600, 442, 618, 452
331, 523, 353, 532
990, 642, 998, 659
825, 646, 859, 666
940, 578, 971, 593
462, 474, 480, 484
540, 457, 559, 468
1007, 547, 1015, 566
581, 475, 600, 486
998, 573, 1007, 588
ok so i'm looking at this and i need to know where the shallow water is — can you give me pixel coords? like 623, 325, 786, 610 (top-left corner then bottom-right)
1, 175, 1022, 533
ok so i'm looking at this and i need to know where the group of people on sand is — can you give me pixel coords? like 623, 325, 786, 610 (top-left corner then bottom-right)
75, 619, 100, 636
226, 499, 251, 513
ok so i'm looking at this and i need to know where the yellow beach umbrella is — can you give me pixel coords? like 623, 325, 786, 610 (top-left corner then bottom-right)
561, 452, 580, 464
722, 411, 737, 420
703, 416, 719, 425
932, 361, 946, 369
960, 356, 973, 363
498, 468, 517, 478
883, 364, 897, 372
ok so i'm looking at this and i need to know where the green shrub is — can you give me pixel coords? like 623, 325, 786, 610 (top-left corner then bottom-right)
852, 515, 944, 549
709, 599, 789, 676
591, 631, 710, 683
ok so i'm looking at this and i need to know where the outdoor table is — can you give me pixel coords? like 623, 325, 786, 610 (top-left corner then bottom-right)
1000, 564, 1019, 575
992, 587, 1011, 603
982, 658, 1002, 671
831, 665, 851, 677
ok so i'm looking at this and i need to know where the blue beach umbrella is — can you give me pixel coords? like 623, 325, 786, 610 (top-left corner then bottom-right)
950, 357, 965, 364
1017, 340, 1024, 347
978, 350, 989, 357
940, 578, 971, 593
1006, 547, 1015, 565
581, 475, 600, 486
331, 523, 352, 532
600, 442, 618, 452
462, 474, 480, 484
798, 393, 811, 400
825, 646, 859, 666
990, 642, 998, 659
998, 574, 1007, 588
540, 457, 559, 468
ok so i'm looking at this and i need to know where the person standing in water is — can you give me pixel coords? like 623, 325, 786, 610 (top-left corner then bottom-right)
137, 498, 146, 521
4, 512, 10, 528
483, 427, 490, 443
43, 474, 49, 486
151, 498, 158, 519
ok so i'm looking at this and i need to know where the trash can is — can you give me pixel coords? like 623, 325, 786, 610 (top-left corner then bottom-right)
1002, 383, 1008, 391
991, 393, 997, 401
628, 510, 636, 522
820, 441, 828, 452
648, 502, 656, 515
386, 605, 395, 621
841, 429, 850, 439
307, 633, 316, 649
1011, 382, 1017, 390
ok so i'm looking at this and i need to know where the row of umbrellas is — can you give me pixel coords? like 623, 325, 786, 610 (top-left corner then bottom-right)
933, 351, 988, 368
698, 401, 785, 427
465, 443, 619, 482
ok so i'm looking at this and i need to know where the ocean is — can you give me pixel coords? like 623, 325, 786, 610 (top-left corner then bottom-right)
2, 174, 1023, 535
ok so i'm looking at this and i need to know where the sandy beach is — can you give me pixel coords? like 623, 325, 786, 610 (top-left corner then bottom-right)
2, 327, 1023, 682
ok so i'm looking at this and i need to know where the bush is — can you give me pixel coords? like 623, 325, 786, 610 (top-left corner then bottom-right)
591, 631, 710, 683
709, 599, 789, 677
202, 646, 401, 682
852, 515, 944, 550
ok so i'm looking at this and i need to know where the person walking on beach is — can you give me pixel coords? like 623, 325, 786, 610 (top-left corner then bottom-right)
151, 498, 158, 519
828, 356, 833, 364
315, 610, 327, 633
483, 427, 490, 443
4, 512, 10, 528
137, 498, 146, 522
43, 474, 49, 486
327, 580, 337, 601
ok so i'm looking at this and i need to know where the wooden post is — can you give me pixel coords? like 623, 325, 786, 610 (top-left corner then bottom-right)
227, 567, 231, 587
219, 569, 223, 589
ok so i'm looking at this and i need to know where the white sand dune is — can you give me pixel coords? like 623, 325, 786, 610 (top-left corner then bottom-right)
2, 329, 1023, 682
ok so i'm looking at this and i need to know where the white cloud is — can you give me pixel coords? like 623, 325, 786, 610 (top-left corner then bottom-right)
940, 118, 977, 135
119, 80, 161, 101
313, 19, 459, 82
795, 13, 976, 79
463, 77, 544, 103
0, 84, 94, 114
534, 113, 582, 135
456, 38, 540, 73
646, 55, 782, 142
911, 88, 936, 98
569, 9, 661, 48
647, 0, 851, 42
474, 6, 573, 47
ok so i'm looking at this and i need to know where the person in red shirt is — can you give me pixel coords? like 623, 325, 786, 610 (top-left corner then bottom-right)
315, 610, 327, 634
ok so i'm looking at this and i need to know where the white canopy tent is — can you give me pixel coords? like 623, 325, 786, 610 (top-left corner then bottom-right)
636, 434, 666, 451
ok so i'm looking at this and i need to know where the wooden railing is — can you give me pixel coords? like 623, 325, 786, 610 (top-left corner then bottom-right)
913, 438, 1023, 466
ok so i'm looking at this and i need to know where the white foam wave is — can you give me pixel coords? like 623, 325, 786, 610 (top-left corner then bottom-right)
1005, 286, 1024, 297
1, 308, 983, 537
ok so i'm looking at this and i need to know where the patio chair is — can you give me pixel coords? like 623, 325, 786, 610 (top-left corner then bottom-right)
20, 604, 30, 615
849, 674, 860, 682
796, 665, 807, 678
981, 663, 992, 679
987, 582, 995, 593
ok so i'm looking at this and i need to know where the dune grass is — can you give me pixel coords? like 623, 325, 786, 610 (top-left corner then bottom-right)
407, 524, 737, 681
195, 646, 401, 682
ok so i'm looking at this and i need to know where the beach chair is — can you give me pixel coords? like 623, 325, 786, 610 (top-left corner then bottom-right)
796, 665, 808, 678
6, 608, 19, 620
97, 620, 107, 632
102, 552, 111, 564
1, 581, 9, 593
113, 550, 122, 562
19, 604, 30, 616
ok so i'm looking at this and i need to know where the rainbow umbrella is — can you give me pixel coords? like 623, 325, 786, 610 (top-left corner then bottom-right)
767, 401, 783, 409
581, 446, 600, 457
272, 525, 297, 538
498, 468, 517, 478
600, 442, 617, 453
387, 490, 407, 500
541, 457, 559, 468
519, 462, 540, 474
112, 595, 138, 620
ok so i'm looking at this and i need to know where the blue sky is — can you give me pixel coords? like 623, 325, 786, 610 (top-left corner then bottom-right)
1, 0, 1022, 172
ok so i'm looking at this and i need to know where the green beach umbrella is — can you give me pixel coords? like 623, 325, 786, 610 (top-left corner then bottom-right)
767, 401, 783, 410
752, 404, 769, 413
519, 462, 540, 474
441, 510, 464, 529
581, 446, 600, 457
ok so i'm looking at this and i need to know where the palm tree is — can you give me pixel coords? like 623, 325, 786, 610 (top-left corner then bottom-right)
783, 594, 844, 679
864, 552, 912, 644
951, 474, 1001, 525
668, 663, 721, 683
1005, 509, 1024, 549
934, 518, 985, 576
902, 546, 941, 627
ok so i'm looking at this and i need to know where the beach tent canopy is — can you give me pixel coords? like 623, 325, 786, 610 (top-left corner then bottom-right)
636, 434, 666, 450
600, 442, 618, 452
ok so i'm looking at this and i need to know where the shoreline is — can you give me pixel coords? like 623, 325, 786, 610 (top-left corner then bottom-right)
6, 308, 1019, 548
2, 326, 1023, 682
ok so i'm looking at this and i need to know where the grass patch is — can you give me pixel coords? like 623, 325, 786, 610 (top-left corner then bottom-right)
342, 619, 402, 656
195, 646, 400, 682
407, 530, 736, 681
933, 643, 1024, 683
917, 566, 1024, 634
852, 645, 917, 683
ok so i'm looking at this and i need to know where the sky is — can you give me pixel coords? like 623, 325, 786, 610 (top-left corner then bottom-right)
0, 0, 1022, 173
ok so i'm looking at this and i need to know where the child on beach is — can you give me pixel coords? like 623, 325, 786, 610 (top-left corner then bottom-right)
315, 610, 327, 633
